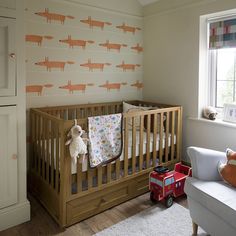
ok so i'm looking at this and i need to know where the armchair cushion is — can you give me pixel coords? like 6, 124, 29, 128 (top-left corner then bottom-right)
187, 146, 226, 181
185, 177, 236, 230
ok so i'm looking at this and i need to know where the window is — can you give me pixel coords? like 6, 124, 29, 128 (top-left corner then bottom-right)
209, 48, 236, 108
208, 17, 236, 109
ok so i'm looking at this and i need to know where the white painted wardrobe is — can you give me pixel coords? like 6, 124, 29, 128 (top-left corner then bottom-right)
0, 0, 30, 231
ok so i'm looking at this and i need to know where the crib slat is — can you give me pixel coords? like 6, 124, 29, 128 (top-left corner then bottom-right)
42, 117, 46, 180
152, 113, 157, 167
77, 158, 83, 193
31, 112, 35, 169
51, 122, 55, 188
97, 166, 102, 187
87, 156, 93, 189
55, 124, 59, 192
36, 115, 40, 174
159, 113, 164, 165
107, 163, 111, 183
165, 112, 170, 162
132, 117, 136, 174
171, 111, 175, 162
139, 116, 144, 171
124, 117, 129, 177
146, 114, 151, 168
115, 158, 120, 180
46, 119, 50, 183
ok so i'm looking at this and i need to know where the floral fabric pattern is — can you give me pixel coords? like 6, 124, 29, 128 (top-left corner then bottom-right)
88, 113, 122, 168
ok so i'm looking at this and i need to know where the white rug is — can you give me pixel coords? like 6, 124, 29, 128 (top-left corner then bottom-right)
95, 203, 208, 236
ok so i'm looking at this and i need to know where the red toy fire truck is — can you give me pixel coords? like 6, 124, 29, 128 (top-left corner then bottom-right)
149, 163, 192, 207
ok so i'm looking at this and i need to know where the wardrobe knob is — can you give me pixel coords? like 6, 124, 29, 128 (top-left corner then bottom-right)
12, 154, 17, 160
9, 53, 16, 59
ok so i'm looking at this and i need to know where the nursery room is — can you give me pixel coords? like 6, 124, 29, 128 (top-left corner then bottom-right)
0, 0, 236, 235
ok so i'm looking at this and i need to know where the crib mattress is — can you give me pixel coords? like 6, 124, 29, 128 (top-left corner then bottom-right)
39, 131, 176, 174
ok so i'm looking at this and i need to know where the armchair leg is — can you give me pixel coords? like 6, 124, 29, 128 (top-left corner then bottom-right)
192, 221, 198, 235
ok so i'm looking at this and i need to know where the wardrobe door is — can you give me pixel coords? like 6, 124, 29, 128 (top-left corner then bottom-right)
0, 17, 16, 96
0, 106, 17, 209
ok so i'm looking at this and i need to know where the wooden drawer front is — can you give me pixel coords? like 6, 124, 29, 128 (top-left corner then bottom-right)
136, 174, 149, 193
66, 173, 151, 226
67, 183, 129, 226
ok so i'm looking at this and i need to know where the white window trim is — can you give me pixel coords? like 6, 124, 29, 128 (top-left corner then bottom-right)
198, 9, 236, 121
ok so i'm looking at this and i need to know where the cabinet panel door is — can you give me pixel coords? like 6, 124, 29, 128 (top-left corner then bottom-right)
0, 17, 15, 96
0, 106, 17, 209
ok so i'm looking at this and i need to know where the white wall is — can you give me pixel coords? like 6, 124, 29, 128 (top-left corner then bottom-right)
143, 0, 236, 161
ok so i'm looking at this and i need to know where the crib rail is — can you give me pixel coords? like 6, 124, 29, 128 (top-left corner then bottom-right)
40, 101, 123, 120
29, 101, 182, 224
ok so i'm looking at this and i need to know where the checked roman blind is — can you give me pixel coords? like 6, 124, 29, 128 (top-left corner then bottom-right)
209, 18, 236, 49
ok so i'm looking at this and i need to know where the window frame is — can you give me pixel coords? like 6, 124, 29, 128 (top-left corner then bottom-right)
209, 48, 236, 111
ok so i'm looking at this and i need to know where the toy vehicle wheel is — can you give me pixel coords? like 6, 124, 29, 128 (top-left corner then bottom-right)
150, 191, 156, 203
165, 195, 173, 208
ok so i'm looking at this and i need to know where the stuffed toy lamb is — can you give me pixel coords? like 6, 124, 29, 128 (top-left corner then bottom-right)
65, 120, 88, 164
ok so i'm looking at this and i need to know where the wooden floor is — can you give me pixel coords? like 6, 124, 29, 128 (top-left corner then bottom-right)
0, 193, 188, 236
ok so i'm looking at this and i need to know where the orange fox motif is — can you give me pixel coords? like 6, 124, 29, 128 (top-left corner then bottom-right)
116, 23, 141, 34
35, 8, 74, 24
131, 43, 143, 53
26, 84, 53, 96
116, 61, 141, 72
35, 57, 75, 71
59, 35, 94, 49
25, 35, 53, 46
59, 81, 94, 94
80, 16, 112, 29
131, 81, 143, 90
99, 81, 127, 91
80, 59, 111, 72
99, 40, 127, 52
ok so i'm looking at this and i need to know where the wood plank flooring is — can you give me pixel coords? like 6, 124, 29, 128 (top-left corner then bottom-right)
0, 193, 188, 236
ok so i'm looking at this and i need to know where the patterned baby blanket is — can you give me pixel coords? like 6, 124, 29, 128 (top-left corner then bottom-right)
88, 113, 122, 168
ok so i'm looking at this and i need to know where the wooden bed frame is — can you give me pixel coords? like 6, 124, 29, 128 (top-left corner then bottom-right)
28, 100, 182, 227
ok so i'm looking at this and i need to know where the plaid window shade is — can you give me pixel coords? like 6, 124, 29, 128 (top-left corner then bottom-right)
209, 18, 236, 49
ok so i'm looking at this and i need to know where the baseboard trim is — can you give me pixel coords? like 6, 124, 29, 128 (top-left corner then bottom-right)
0, 200, 31, 232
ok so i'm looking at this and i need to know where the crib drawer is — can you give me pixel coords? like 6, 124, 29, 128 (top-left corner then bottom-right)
66, 173, 150, 226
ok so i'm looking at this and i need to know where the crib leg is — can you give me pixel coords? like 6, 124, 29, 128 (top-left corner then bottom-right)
192, 221, 198, 235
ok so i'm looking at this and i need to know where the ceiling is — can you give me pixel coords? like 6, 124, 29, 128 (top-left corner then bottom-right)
137, 0, 159, 6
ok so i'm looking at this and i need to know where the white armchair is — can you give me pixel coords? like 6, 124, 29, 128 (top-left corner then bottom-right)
184, 147, 236, 236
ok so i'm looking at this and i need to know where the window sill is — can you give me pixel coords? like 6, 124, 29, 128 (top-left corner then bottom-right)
188, 117, 236, 129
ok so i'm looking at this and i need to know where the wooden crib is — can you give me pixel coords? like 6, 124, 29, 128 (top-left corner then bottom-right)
28, 100, 182, 227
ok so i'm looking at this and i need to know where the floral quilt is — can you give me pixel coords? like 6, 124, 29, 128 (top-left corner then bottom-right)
88, 113, 122, 168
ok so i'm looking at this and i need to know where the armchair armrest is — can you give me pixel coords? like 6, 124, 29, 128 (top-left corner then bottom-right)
187, 146, 226, 181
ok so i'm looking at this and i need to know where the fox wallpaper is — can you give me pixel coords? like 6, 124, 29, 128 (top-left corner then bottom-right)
25, 0, 143, 108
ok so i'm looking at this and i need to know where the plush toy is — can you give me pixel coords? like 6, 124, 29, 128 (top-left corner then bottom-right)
65, 119, 88, 165
203, 106, 218, 120
218, 148, 236, 188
